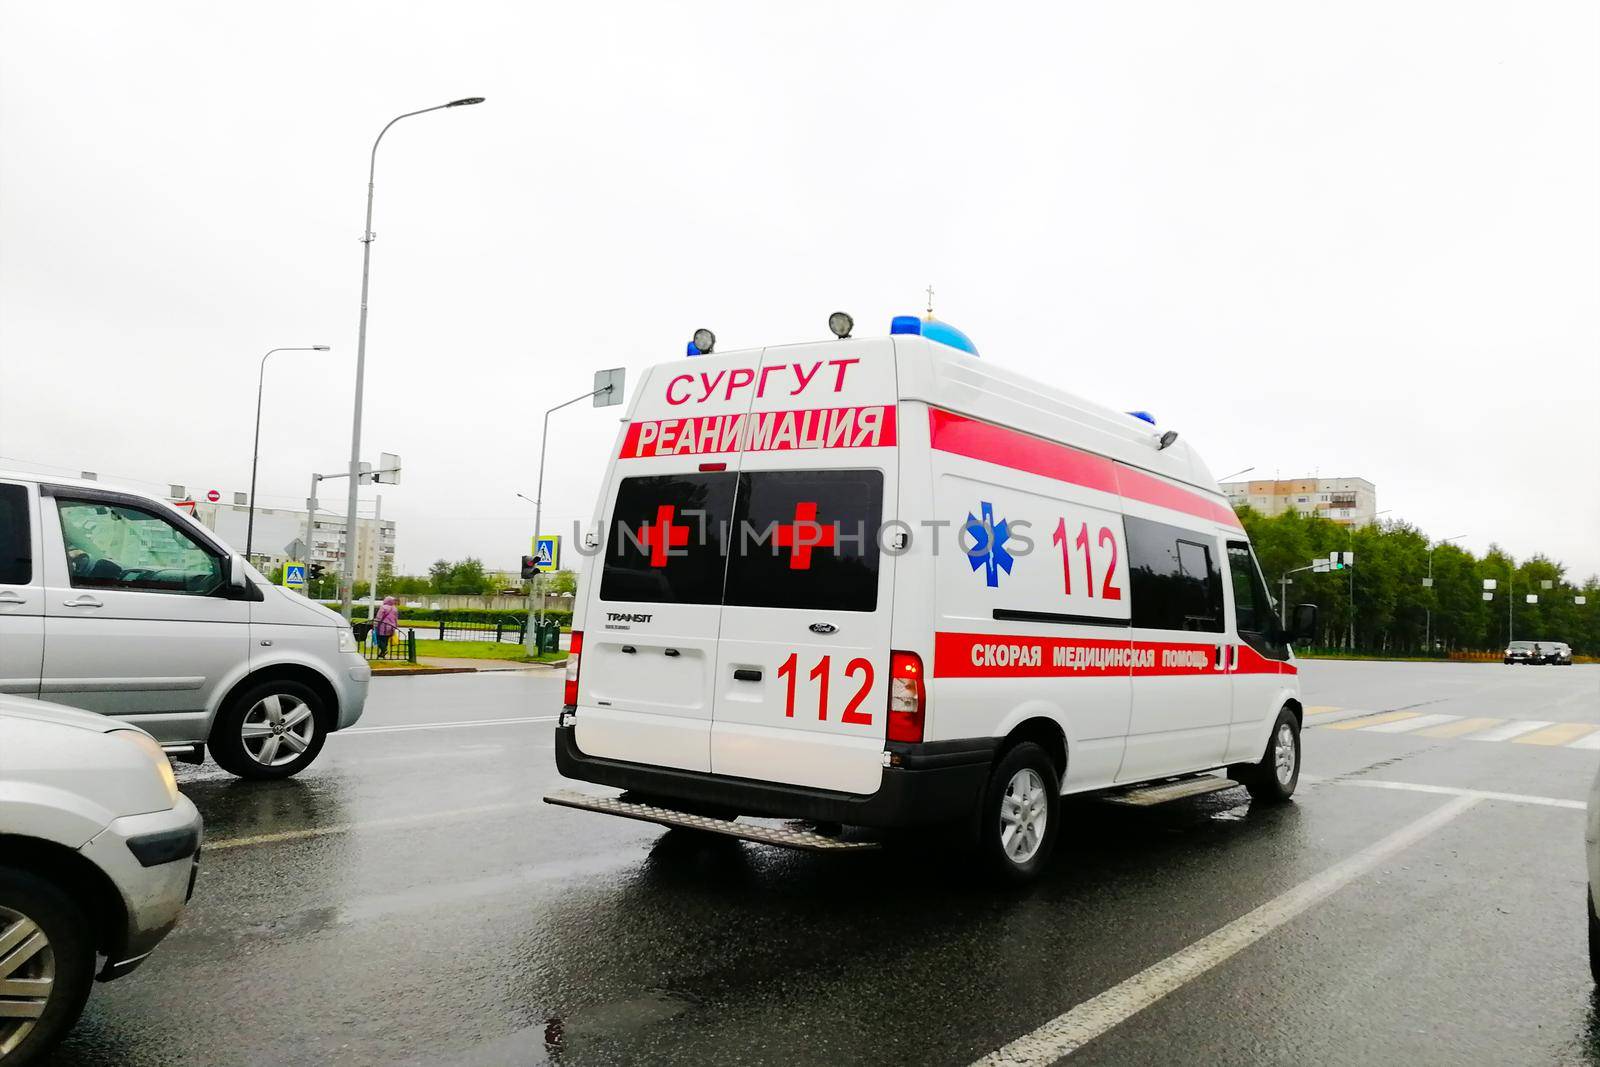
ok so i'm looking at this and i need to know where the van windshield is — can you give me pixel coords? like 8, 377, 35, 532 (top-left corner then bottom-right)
598, 468, 884, 611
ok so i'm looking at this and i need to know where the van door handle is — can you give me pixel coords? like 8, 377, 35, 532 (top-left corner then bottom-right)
0, 591, 25, 605
733, 668, 762, 682
63, 595, 103, 609
1214, 644, 1226, 670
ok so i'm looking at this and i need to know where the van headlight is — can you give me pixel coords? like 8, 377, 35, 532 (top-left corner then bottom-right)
337, 626, 358, 653
113, 729, 179, 807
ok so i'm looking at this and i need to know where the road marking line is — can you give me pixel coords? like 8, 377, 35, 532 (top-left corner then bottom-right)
1414, 716, 1504, 739
1303, 705, 1342, 716
207, 800, 544, 851
1362, 713, 1459, 734
1569, 731, 1600, 751
971, 795, 1480, 1066
1465, 720, 1552, 742
338, 715, 557, 736
1512, 722, 1600, 747
1323, 711, 1421, 731
1302, 775, 1586, 811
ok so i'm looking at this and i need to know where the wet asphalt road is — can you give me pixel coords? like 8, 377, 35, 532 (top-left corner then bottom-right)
45, 661, 1600, 1066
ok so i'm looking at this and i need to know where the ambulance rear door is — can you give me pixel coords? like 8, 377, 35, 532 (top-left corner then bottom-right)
707, 340, 899, 795
574, 349, 761, 774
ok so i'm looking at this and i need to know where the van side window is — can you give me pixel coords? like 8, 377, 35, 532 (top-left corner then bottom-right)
724, 469, 883, 613
1227, 540, 1289, 659
599, 473, 736, 605
0, 484, 30, 584
1124, 516, 1223, 632
56, 499, 225, 595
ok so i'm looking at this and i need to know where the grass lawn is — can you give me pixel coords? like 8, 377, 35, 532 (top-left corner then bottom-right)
412, 639, 567, 664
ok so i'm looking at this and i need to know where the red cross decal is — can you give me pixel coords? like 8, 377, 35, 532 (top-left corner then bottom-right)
639, 504, 690, 567
772, 501, 836, 570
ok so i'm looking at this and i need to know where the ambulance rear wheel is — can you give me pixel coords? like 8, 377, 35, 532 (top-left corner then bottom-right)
1232, 707, 1300, 804
977, 742, 1060, 885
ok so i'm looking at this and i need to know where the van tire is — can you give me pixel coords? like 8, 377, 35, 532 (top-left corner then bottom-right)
209, 679, 328, 780
976, 742, 1060, 885
1231, 707, 1300, 804
0, 866, 96, 1064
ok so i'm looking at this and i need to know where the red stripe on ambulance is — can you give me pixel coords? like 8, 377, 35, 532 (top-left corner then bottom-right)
927, 408, 1241, 529
934, 632, 1295, 678
619, 405, 897, 459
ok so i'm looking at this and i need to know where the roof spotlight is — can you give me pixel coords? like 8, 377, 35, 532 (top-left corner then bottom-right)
1157, 430, 1180, 450
828, 311, 854, 339
692, 328, 716, 355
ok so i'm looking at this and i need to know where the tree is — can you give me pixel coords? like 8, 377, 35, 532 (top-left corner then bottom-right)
426, 557, 497, 595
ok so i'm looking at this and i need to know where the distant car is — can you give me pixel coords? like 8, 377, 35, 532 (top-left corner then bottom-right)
1541, 641, 1573, 665
0, 694, 201, 1062
1505, 641, 1539, 665
0, 471, 370, 779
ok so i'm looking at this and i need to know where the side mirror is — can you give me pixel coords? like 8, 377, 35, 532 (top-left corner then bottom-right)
228, 555, 249, 591
1288, 603, 1319, 644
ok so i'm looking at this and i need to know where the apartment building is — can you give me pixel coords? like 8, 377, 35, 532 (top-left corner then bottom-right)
1219, 477, 1378, 526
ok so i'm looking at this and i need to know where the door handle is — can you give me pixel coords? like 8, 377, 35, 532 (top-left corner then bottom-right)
733, 668, 763, 682
0, 591, 25, 605
63, 595, 103, 608
1213, 644, 1226, 670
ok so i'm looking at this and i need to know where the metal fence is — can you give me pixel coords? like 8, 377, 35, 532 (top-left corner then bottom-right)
353, 623, 419, 664
428, 616, 529, 645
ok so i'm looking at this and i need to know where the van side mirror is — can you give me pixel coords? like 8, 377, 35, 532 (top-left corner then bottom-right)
1288, 603, 1319, 644
228, 555, 248, 591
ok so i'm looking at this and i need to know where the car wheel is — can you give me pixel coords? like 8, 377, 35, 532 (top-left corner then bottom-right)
976, 742, 1060, 885
1233, 707, 1301, 804
210, 679, 328, 780
0, 867, 96, 1064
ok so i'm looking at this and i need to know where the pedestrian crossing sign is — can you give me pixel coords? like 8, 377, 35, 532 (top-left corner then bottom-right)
283, 561, 307, 589
532, 536, 559, 573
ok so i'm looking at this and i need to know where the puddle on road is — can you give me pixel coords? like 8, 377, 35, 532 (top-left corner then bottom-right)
543, 989, 699, 1054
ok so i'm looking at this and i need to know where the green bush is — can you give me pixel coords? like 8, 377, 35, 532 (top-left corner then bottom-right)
328, 606, 573, 627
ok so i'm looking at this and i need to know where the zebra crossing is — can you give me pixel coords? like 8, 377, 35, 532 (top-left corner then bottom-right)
1307, 705, 1600, 749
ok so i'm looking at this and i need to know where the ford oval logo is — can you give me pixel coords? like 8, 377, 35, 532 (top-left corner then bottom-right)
809, 622, 838, 635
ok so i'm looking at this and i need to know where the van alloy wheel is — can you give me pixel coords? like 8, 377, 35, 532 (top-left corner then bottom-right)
240, 694, 316, 768
1273, 722, 1297, 786
1000, 768, 1049, 864
0, 905, 55, 1057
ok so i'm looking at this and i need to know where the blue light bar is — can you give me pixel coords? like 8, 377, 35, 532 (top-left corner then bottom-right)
889, 314, 979, 356
686, 341, 701, 357
1127, 411, 1157, 425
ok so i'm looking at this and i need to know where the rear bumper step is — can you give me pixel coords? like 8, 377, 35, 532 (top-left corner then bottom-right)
544, 789, 881, 852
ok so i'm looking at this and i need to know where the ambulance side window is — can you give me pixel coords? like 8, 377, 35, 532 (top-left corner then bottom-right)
599, 473, 736, 605
724, 469, 883, 613
1124, 517, 1223, 632
1227, 540, 1289, 659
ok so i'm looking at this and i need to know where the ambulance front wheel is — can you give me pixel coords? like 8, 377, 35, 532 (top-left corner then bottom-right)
977, 742, 1060, 884
1230, 706, 1300, 804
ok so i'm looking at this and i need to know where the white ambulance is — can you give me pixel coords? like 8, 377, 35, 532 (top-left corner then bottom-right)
549, 314, 1318, 882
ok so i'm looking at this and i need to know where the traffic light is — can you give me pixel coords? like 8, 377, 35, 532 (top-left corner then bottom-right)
309, 563, 326, 582
520, 555, 540, 580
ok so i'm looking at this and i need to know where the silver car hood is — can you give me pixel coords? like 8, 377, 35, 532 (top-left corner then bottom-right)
0, 693, 124, 734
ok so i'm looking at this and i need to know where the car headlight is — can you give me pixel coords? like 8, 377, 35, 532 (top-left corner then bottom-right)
112, 729, 179, 807
337, 626, 358, 653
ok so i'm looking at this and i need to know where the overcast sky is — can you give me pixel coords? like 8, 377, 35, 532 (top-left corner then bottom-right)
2, 2, 1596, 580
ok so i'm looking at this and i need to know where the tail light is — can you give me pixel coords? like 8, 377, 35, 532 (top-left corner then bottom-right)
886, 650, 925, 743
564, 631, 584, 707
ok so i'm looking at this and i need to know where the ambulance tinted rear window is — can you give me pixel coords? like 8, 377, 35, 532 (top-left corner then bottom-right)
599, 473, 735, 605
725, 469, 883, 613
1124, 516, 1223, 632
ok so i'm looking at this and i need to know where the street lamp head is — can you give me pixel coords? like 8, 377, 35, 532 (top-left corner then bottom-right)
447, 97, 486, 107
312, 345, 331, 351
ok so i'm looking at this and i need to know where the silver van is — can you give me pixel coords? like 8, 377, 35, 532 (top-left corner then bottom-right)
0, 472, 369, 778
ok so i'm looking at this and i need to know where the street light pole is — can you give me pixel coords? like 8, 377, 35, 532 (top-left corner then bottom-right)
248, 345, 329, 559
523, 383, 617, 654
340, 96, 485, 620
